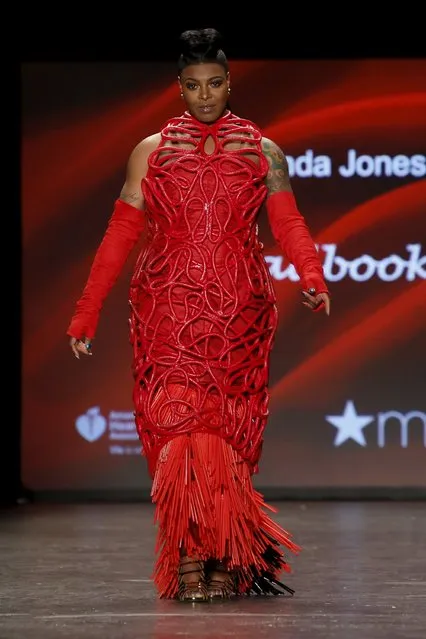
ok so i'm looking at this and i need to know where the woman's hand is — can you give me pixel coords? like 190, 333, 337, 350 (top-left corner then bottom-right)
70, 337, 93, 359
301, 288, 331, 315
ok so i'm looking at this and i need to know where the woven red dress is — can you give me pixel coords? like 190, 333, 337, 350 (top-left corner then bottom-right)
68, 110, 328, 599
128, 110, 301, 598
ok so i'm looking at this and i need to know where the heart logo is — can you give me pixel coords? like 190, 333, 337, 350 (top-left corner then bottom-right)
75, 407, 107, 442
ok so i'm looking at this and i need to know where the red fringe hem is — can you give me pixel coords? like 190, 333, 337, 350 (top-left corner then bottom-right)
150, 432, 301, 599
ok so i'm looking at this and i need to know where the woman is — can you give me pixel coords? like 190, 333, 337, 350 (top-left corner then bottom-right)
67, 28, 331, 602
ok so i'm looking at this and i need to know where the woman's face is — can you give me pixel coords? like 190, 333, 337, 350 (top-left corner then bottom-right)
179, 63, 230, 123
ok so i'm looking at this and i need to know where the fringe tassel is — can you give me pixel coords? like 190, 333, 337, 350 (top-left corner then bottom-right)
150, 432, 301, 599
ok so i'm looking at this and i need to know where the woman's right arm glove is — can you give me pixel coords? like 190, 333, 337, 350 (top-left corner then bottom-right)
67, 198, 145, 340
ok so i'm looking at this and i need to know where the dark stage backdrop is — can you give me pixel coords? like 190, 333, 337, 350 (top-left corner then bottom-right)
22, 60, 426, 496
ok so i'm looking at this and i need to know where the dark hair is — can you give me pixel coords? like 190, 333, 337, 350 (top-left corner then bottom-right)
177, 28, 228, 73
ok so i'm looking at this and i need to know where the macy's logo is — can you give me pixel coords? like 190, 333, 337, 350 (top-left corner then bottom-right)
325, 400, 426, 448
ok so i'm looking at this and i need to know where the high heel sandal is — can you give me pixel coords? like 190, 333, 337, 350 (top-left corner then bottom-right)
177, 557, 209, 602
206, 560, 235, 600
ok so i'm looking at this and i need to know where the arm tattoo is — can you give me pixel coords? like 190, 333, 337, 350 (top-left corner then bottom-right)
119, 190, 139, 204
262, 138, 292, 195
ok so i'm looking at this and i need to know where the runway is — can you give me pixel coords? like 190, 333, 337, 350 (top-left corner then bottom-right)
1, 500, 425, 638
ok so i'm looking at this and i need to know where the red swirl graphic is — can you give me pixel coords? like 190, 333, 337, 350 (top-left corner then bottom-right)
20, 60, 426, 491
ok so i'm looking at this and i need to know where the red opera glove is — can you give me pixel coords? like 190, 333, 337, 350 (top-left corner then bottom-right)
266, 190, 329, 295
67, 199, 145, 339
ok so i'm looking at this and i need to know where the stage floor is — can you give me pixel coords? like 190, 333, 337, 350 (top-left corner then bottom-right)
1, 500, 425, 638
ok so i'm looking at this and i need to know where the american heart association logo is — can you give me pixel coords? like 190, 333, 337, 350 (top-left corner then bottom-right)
75, 406, 107, 442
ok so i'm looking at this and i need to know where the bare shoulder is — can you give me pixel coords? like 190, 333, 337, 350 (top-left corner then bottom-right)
261, 136, 292, 195
129, 132, 162, 165
261, 137, 286, 163
119, 133, 161, 206
125, 133, 161, 179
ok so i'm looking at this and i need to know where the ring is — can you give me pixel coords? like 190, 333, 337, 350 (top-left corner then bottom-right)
85, 343, 92, 350
308, 288, 316, 295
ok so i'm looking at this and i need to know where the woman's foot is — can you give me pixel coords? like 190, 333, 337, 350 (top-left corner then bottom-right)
177, 556, 208, 602
206, 560, 235, 599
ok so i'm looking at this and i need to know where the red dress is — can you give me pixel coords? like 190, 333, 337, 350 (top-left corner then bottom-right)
67, 109, 329, 599
128, 111, 301, 597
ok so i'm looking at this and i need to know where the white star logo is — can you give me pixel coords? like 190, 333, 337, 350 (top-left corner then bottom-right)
325, 400, 374, 447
